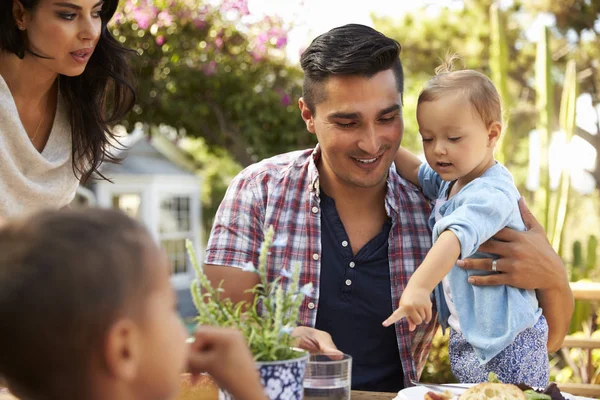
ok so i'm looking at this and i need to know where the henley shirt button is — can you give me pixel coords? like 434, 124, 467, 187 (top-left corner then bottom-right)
349, 262, 355, 268
312, 253, 319, 261
345, 279, 352, 286
308, 302, 315, 310
341, 240, 348, 247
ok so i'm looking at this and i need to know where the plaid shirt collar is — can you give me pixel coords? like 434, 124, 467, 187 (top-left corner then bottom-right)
307, 144, 402, 217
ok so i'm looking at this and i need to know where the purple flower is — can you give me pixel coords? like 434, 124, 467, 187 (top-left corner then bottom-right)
131, 7, 155, 30
299, 283, 314, 297
157, 10, 173, 28
203, 61, 217, 76
241, 261, 256, 273
275, 36, 288, 48
272, 235, 287, 247
279, 325, 294, 335
280, 94, 291, 107
280, 269, 293, 279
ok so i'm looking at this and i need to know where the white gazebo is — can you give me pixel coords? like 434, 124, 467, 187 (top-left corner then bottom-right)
91, 128, 202, 290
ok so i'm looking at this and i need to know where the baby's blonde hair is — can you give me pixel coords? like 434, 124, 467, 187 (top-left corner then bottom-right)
419, 54, 502, 127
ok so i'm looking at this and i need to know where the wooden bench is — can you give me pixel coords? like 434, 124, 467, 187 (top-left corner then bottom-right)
558, 282, 600, 397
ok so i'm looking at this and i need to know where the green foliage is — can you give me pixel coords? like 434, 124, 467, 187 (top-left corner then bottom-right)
180, 137, 242, 236
373, 0, 600, 193
113, 0, 313, 167
187, 226, 312, 362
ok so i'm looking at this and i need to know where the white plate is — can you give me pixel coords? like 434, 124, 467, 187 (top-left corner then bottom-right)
394, 383, 583, 400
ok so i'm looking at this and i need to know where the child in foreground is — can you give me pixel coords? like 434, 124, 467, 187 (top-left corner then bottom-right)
383, 56, 549, 386
0, 208, 266, 400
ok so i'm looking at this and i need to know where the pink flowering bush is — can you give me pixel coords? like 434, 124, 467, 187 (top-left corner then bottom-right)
113, 0, 312, 166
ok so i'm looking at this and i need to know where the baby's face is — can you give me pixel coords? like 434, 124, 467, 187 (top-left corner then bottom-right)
133, 245, 189, 399
416, 93, 496, 183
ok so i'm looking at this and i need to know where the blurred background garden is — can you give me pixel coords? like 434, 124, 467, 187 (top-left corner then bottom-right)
101, 0, 600, 390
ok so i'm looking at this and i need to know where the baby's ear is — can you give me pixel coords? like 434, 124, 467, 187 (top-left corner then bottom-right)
103, 318, 142, 381
487, 121, 502, 147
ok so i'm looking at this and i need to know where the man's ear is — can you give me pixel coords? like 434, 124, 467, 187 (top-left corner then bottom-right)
487, 121, 502, 147
103, 318, 142, 381
298, 97, 316, 134
12, 0, 29, 30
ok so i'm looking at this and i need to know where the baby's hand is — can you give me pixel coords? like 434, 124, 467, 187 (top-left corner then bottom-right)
382, 286, 432, 331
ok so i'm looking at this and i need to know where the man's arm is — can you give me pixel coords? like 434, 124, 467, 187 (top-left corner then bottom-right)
457, 198, 574, 352
204, 264, 260, 305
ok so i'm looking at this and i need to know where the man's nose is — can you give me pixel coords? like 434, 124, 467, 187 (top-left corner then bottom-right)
357, 125, 382, 155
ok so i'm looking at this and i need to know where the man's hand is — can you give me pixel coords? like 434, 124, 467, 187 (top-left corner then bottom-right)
457, 197, 567, 291
291, 326, 342, 356
382, 287, 432, 331
187, 327, 266, 400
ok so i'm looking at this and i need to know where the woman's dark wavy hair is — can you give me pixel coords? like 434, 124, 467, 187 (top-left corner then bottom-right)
0, 0, 135, 182
300, 23, 404, 115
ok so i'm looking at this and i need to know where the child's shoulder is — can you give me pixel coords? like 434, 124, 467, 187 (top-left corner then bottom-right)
466, 162, 520, 199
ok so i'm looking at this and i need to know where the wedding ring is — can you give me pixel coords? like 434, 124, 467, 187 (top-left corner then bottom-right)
491, 259, 498, 273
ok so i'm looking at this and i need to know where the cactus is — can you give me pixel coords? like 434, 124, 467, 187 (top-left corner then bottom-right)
489, 3, 511, 165
535, 25, 553, 233
586, 235, 597, 275
569, 235, 598, 333
551, 60, 578, 252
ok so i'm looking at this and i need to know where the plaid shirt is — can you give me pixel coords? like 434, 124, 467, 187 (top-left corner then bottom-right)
205, 146, 437, 386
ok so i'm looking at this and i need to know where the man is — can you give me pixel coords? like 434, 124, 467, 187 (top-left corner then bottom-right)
204, 24, 573, 392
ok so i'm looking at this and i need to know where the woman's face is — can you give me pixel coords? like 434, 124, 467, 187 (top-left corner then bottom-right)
15, 0, 104, 76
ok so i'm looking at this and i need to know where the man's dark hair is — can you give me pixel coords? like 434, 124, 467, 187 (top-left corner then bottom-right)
300, 24, 404, 114
0, 208, 155, 400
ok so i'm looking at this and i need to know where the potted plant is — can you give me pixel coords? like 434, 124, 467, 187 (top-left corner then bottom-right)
185, 226, 313, 400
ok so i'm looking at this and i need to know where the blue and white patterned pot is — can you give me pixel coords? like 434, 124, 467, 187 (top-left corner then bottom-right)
257, 351, 309, 400
218, 351, 309, 400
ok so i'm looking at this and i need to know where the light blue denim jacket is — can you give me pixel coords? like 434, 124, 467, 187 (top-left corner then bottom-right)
418, 162, 542, 365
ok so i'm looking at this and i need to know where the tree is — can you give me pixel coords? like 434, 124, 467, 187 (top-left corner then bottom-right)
112, 0, 313, 167
373, 0, 600, 191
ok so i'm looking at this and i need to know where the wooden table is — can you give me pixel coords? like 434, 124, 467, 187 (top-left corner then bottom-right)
352, 391, 395, 399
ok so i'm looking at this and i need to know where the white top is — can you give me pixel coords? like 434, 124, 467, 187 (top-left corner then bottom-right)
433, 198, 461, 333
0, 74, 79, 218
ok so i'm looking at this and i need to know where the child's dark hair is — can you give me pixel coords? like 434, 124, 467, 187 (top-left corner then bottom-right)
0, 208, 157, 400
0, 0, 136, 183
418, 54, 502, 127
300, 23, 404, 114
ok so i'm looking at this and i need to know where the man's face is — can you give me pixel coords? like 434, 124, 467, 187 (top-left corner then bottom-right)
299, 69, 403, 191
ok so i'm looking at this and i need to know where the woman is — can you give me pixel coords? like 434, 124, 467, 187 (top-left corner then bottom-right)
0, 0, 135, 218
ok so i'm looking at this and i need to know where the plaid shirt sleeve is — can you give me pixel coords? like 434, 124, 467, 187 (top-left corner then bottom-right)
204, 169, 266, 269
387, 172, 439, 386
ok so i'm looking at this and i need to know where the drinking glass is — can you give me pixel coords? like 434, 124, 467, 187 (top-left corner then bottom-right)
303, 353, 352, 400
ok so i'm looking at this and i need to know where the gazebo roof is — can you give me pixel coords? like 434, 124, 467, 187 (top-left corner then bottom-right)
100, 129, 197, 177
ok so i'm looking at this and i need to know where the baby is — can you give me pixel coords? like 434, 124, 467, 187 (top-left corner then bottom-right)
383, 57, 549, 386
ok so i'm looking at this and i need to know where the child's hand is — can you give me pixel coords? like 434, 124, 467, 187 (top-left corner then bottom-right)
382, 286, 432, 331
187, 326, 266, 400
